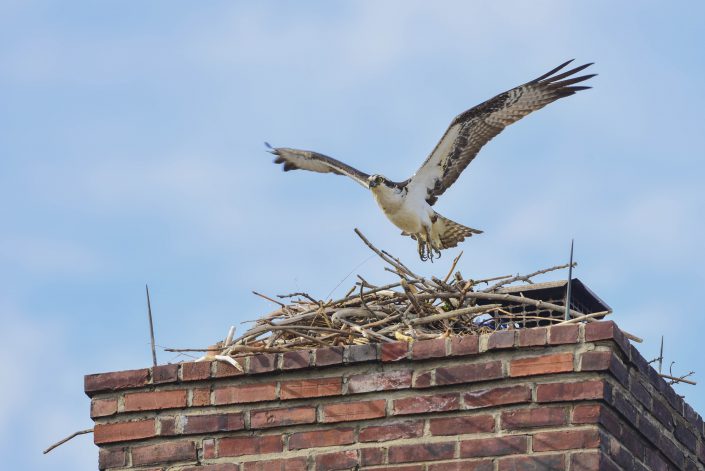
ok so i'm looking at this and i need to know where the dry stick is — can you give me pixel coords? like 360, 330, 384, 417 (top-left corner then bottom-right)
354, 228, 418, 279
442, 251, 464, 284
621, 330, 643, 343
659, 373, 697, 386
145, 284, 157, 367
401, 279, 425, 316
278, 292, 319, 303
483, 262, 575, 293
409, 304, 502, 326
556, 311, 612, 324
252, 290, 286, 307
43, 428, 93, 454
424, 292, 585, 319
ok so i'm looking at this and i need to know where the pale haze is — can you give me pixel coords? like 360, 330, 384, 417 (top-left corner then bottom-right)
1, 2, 703, 469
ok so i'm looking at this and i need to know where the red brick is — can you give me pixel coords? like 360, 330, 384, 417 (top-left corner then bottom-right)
214, 359, 245, 378
393, 393, 459, 415
94, 419, 155, 444
430, 415, 495, 435
435, 360, 503, 385
413, 370, 433, 388
123, 389, 187, 411
382, 341, 409, 362
213, 382, 277, 405
159, 416, 177, 436
571, 403, 601, 424
581, 351, 629, 385
389, 442, 456, 463
281, 350, 310, 370
315, 450, 359, 471
428, 459, 493, 471
652, 397, 674, 430
218, 435, 283, 457
180, 465, 239, 471
460, 436, 528, 458
182, 412, 244, 434
191, 387, 210, 406
548, 324, 579, 345
315, 346, 343, 366
85, 368, 150, 394
347, 343, 377, 362
250, 406, 316, 428
91, 397, 118, 418
463, 385, 532, 409
99, 447, 126, 469
131, 440, 196, 466
360, 447, 385, 466
375, 466, 425, 471
412, 338, 447, 359
449, 335, 479, 356
498, 454, 565, 470
241, 458, 306, 471
536, 379, 608, 402
517, 327, 547, 347
152, 364, 179, 384
584, 321, 618, 341
501, 406, 566, 429
533, 429, 600, 451
347, 369, 412, 393
322, 399, 386, 422
181, 361, 211, 381
280, 377, 341, 399
289, 428, 354, 450
570, 451, 600, 471
360, 420, 423, 442
248, 353, 277, 373
487, 330, 515, 350
509, 352, 573, 377
203, 438, 216, 459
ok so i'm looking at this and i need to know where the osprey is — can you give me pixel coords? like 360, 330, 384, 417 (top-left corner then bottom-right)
267, 60, 595, 261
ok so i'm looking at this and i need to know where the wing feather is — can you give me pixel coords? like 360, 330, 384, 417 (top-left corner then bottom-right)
407, 60, 596, 205
266, 144, 371, 188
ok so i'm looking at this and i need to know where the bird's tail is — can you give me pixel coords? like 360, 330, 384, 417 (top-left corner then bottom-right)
433, 213, 482, 249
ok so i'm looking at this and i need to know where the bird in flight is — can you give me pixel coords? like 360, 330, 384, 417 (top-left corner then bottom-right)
267, 60, 595, 261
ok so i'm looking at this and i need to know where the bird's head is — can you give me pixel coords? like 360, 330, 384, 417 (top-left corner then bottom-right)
368, 174, 388, 189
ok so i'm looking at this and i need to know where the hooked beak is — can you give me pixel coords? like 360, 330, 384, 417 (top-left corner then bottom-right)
369, 180, 378, 188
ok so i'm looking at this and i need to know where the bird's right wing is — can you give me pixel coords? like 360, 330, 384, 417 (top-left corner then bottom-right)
266, 144, 371, 189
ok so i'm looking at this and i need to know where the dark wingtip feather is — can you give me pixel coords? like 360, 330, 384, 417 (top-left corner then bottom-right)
265, 142, 278, 155
531, 59, 575, 83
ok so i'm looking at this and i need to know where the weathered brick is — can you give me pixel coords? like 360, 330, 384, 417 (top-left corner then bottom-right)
131, 440, 196, 466
413, 370, 434, 388
360, 420, 423, 442
571, 403, 601, 424
607, 441, 634, 471
213, 359, 245, 378
181, 361, 211, 381
360, 447, 385, 466
281, 350, 310, 370
548, 324, 579, 345
180, 465, 239, 471
428, 459, 493, 471
536, 379, 608, 402
509, 352, 573, 377
182, 412, 244, 434
314, 346, 343, 366
584, 321, 629, 354
630, 378, 651, 409
99, 447, 126, 469
213, 382, 277, 405
570, 451, 600, 471
501, 406, 566, 429
517, 327, 547, 347
660, 436, 685, 467
123, 389, 188, 412
645, 449, 669, 471
218, 435, 283, 457
382, 341, 409, 362
250, 406, 316, 428
463, 385, 531, 409
663, 383, 684, 415
280, 377, 341, 399
315, 450, 359, 471
248, 353, 277, 374
460, 435, 528, 458
322, 399, 386, 422
94, 419, 155, 444
435, 360, 503, 385
430, 414, 495, 435
533, 429, 600, 451
652, 398, 674, 430
412, 338, 447, 359
241, 457, 306, 471
289, 427, 355, 450
348, 369, 412, 393
347, 343, 377, 363
91, 397, 118, 418
449, 335, 479, 356
498, 454, 565, 471
85, 368, 150, 394
487, 330, 515, 350
389, 442, 456, 463
152, 364, 179, 384
393, 393, 459, 415
159, 416, 177, 436
191, 387, 210, 406
203, 438, 216, 459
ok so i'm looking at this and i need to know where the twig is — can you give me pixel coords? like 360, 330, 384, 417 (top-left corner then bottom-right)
621, 330, 643, 343
556, 311, 611, 324
659, 373, 696, 386
43, 428, 93, 454
146, 284, 157, 367
442, 251, 463, 284
409, 304, 502, 326
278, 292, 319, 304
252, 290, 286, 307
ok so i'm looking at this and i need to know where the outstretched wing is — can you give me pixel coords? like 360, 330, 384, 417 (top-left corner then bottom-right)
266, 144, 371, 189
407, 60, 596, 205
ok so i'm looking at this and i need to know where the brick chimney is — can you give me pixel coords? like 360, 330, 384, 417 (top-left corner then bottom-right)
85, 321, 705, 470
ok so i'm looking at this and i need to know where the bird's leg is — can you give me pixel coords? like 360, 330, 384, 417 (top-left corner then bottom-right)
424, 227, 435, 263
417, 237, 427, 262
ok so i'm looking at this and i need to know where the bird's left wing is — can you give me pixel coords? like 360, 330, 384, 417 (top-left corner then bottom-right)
407, 60, 596, 205
266, 144, 371, 188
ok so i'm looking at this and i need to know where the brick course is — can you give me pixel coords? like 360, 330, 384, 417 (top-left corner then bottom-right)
85, 321, 704, 471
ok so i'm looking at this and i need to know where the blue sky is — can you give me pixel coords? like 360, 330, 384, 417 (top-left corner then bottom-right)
1, 1, 704, 469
